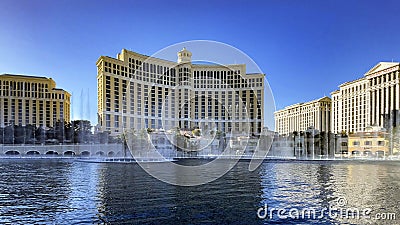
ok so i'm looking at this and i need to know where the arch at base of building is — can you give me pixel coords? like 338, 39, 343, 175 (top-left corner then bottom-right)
5, 150, 20, 155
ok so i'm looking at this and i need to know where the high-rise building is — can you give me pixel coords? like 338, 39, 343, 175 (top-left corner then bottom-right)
96, 48, 264, 136
366, 62, 400, 129
331, 77, 369, 134
0, 74, 71, 127
274, 96, 331, 135
331, 62, 400, 134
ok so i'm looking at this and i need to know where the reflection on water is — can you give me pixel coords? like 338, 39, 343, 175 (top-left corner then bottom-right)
0, 159, 73, 224
259, 161, 400, 224
0, 159, 399, 224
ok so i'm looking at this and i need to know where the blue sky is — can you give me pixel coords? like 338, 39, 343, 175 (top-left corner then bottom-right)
1, 0, 400, 129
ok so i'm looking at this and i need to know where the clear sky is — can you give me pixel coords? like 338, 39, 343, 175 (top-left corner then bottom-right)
1, 0, 400, 129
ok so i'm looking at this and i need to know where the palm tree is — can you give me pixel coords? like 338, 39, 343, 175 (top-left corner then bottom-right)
305, 131, 311, 157
293, 131, 298, 157
299, 131, 304, 157
14, 124, 25, 144
391, 126, 400, 155
319, 131, 326, 156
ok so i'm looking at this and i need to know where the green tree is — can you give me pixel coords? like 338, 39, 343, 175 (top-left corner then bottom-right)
390, 126, 400, 155
64, 122, 74, 143
54, 120, 65, 143
25, 124, 36, 144
192, 129, 201, 137
35, 125, 46, 144
72, 120, 92, 143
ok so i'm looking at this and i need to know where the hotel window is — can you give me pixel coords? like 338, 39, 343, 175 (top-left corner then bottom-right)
353, 141, 360, 146
60, 102, 64, 122
11, 99, 15, 122
31, 100, 37, 125
365, 141, 372, 146
114, 115, 119, 128
105, 114, 111, 127
53, 100, 58, 117
46, 101, 51, 127
25, 100, 30, 124
18, 99, 23, 125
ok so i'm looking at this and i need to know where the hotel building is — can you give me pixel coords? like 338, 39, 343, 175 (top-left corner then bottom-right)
0, 74, 71, 127
96, 48, 264, 136
347, 126, 389, 157
331, 62, 400, 134
331, 77, 369, 134
274, 96, 331, 135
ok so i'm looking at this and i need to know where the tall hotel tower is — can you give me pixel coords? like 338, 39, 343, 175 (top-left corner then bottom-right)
274, 97, 331, 135
0, 74, 71, 127
96, 48, 264, 136
331, 62, 400, 134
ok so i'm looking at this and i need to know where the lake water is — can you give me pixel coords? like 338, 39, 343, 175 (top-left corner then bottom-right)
0, 159, 399, 224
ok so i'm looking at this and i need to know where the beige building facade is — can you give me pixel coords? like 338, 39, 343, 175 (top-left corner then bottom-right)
366, 62, 400, 129
347, 126, 390, 157
331, 77, 370, 134
96, 48, 264, 136
0, 74, 71, 127
331, 62, 400, 134
274, 96, 331, 135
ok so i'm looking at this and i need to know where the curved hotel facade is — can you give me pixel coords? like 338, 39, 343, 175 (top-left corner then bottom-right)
96, 48, 264, 136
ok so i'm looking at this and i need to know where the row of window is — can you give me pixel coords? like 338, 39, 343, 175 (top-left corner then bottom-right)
0, 80, 48, 90
103, 60, 264, 88
0, 81, 67, 99
369, 72, 399, 86
340, 83, 367, 96
1, 99, 65, 126
352, 140, 385, 146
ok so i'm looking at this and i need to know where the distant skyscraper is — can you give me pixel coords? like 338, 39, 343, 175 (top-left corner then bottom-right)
0, 74, 71, 127
97, 48, 264, 136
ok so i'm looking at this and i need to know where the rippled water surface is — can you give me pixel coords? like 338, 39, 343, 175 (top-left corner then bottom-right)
0, 159, 399, 224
